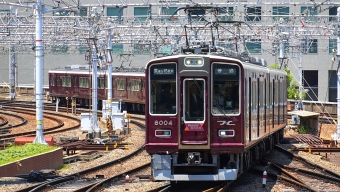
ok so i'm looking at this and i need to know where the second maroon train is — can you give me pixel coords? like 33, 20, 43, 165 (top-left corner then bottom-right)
48, 65, 146, 112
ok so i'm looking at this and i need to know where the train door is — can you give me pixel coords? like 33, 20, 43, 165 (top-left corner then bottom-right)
180, 78, 208, 145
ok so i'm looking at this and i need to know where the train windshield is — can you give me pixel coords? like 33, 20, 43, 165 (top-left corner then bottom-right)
212, 63, 240, 115
149, 63, 177, 115
183, 79, 205, 121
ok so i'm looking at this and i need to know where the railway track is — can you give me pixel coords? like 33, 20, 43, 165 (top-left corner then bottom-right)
0, 105, 80, 143
13, 120, 147, 192
249, 145, 340, 191
0, 111, 27, 130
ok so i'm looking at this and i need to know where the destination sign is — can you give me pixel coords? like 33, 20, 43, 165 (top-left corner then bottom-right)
153, 68, 175, 75
215, 68, 236, 75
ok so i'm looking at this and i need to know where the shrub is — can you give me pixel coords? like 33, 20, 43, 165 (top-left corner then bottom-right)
0, 143, 59, 165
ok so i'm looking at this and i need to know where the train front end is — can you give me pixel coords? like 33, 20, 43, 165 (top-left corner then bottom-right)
145, 55, 244, 181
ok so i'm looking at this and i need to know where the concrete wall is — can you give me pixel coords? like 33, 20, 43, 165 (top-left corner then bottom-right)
0, 148, 63, 177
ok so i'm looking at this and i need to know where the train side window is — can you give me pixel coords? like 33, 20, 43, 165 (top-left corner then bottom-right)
50, 75, 54, 86
118, 79, 125, 90
80, 77, 89, 88
260, 81, 264, 108
74, 77, 77, 87
141, 79, 145, 91
252, 81, 257, 111
56, 76, 61, 86
98, 77, 105, 89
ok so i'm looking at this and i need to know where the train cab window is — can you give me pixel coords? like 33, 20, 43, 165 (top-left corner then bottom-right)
212, 63, 240, 115
149, 63, 176, 115
184, 79, 205, 121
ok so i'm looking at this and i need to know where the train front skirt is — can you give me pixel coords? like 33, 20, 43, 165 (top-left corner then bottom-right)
151, 154, 238, 181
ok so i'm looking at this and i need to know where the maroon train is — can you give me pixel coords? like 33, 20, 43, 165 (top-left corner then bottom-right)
48, 65, 145, 112
145, 50, 287, 181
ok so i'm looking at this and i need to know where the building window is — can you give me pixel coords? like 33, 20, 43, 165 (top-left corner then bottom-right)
107, 7, 122, 16
107, 7, 124, 22
134, 7, 149, 22
79, 7, 87, 16
217, 7, 234, 21
78, 45, 87, 54
329, 39, 337, 54
272, 42, 289, 56
134, 44, 151, 55
306, 39, 317, 54
272, 6, 289, 22
246, 40, 261, 54
161, 7, 177, 21
246, 7, 261, 22
188, 9, 206, 22
303, 70, 318, 101
112, 44, 123, 54
217, 39, 235, 50
329, 6, 338, 22
51, 45, 68, 54
53, 8, 73, 16
329, 70, 337, 102
301, 6, 318, 22
160, 45, 172, 55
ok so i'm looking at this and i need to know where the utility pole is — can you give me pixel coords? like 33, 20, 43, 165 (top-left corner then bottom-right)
297, 40, 303, 110
33, 0, 47, 144
90, 38, 101, 139
106, 22, 113, 116
9, 45, 16, 100
9, 6, 16, 100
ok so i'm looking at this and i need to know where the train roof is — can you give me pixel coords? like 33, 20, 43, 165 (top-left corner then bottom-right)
147, 46, 269, 68
49, 65, 145, 76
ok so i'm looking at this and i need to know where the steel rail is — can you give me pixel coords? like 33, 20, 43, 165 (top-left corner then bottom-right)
275, 145, 340, 179
0, 106, 80, 141
0, 111, 27, 130
16, 119, 145, 192
251, 168, 318, 192
0, 116, 8, 127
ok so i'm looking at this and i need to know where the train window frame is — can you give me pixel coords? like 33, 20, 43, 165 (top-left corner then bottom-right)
50, 75, 55, 86
56, 76, 61, 86
117, 79, 125, 90
80, 77, 89, 88
62, 76, 71, 87
148, 62, 177, 116
183, 78, 206, 122
211, 62, 240, 116
74, 77, 78, 87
